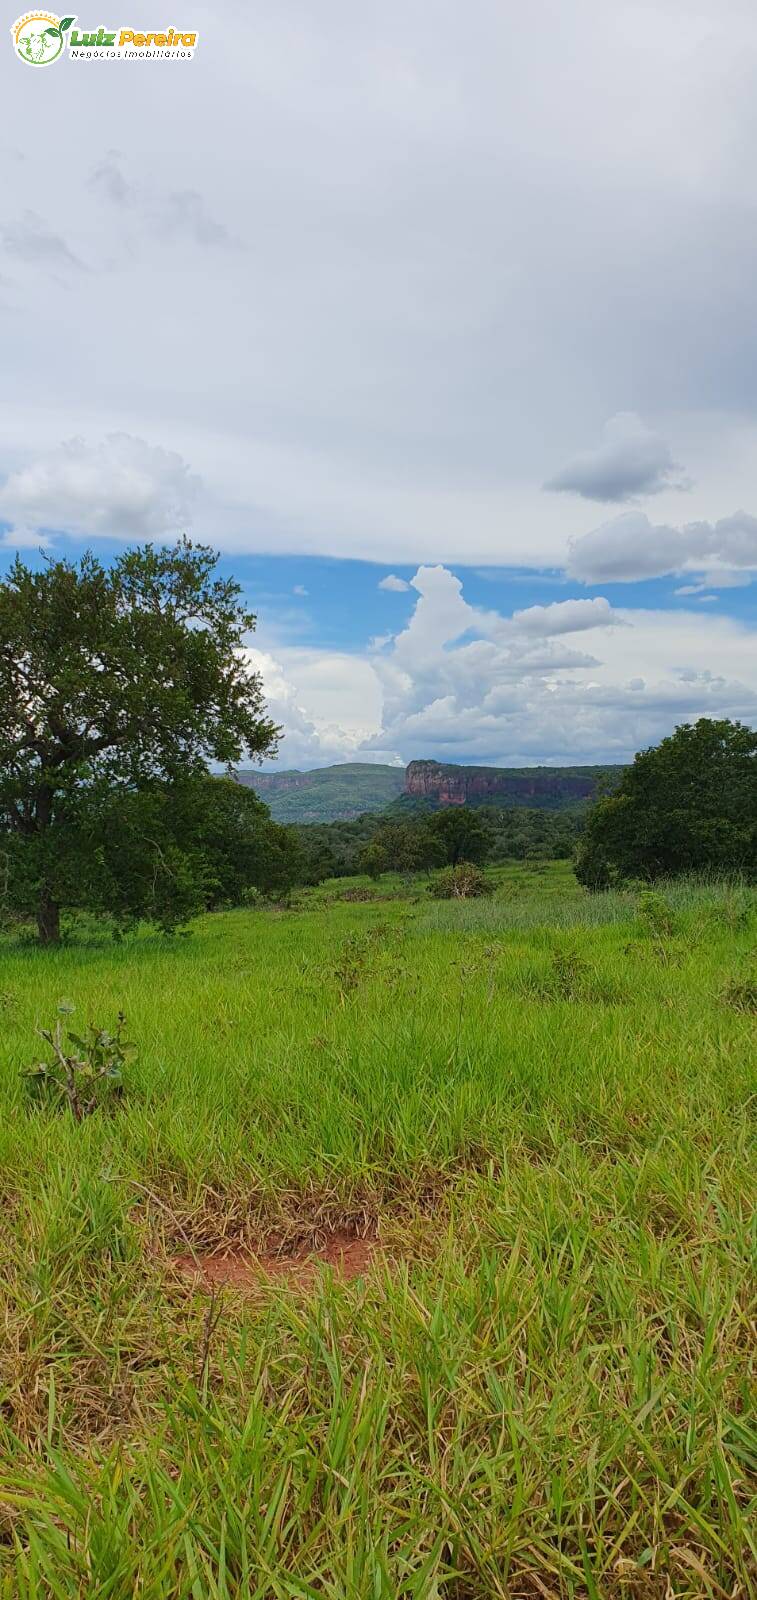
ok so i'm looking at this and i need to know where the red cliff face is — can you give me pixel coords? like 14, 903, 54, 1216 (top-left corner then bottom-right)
404, 760, 600, 808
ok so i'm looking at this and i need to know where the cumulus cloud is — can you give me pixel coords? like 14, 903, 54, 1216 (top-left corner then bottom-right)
511, 596, 620, 635
362, 567, 757, 765
247, 644, 385, 769
244, 647, 344, 767
239, 564, 757, 769
378, 574, 410, 591
0, 433, 199, 544
545, 413, 688, 503
568, 509, 757, 584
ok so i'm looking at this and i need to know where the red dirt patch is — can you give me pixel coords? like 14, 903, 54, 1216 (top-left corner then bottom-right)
171, 1229, 378, 1293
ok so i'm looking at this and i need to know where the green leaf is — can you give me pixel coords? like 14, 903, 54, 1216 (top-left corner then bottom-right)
59, 16, 75, 28
44, 26, 61, 36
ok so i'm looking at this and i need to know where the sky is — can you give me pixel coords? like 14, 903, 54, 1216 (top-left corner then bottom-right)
2, 0, 756, 770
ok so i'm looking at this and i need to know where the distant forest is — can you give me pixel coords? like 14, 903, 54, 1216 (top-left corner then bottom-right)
295, 802, 585, 880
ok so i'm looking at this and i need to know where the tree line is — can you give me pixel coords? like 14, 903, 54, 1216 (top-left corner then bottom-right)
295, 802, 582, 883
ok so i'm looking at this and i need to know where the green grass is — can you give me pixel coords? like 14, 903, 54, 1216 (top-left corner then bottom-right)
0, 865, 754, 1596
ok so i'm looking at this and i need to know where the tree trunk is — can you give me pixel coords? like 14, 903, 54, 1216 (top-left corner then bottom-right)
37, 887, 60, 946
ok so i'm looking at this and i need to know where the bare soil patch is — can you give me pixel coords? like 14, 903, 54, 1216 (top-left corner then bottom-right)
171, 1227, 379, 1293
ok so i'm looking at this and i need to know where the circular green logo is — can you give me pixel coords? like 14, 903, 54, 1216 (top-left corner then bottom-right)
12, 13, 74, 66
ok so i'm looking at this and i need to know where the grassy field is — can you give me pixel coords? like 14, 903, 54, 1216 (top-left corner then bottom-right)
0, 863, 754, 1597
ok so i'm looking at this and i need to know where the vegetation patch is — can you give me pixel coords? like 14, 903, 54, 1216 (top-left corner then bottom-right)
0, 866, 753, 1595
721, 974, 757, 1013
22, 1001, 134, 1119
429, 861, 494, 898
513, 941, 627, 1005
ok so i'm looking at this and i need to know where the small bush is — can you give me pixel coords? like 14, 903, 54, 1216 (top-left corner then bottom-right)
23, 1002, 134, 1119
429, 863, 493, 900
637, 890, 678, 941
550, 947, 591, 1000
330, 932, 374, 1001
721, 977, 757, 1013
516, 944, 624, 1005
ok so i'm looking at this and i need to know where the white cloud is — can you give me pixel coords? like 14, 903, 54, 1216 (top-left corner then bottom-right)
250, 565, 757, 769
378, 574, 410, 591
248, 644, 386, 770
511, 596, 620, 635
568, 509, 757, 584
545, 413, 688, 503
0, 527, 53, 550
293, 584, 308, 596
0, 434, 199, 544
675, 569, 751, 595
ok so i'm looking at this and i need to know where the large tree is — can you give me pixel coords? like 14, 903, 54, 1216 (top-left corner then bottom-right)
0, 541, 279, 941
427, 806, 493, 866
574, 717, 757, 888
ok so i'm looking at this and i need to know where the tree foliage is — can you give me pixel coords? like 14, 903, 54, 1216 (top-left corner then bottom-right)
0, 541, 279, 940
426, 807, 493, 866
574, 718, 757, 888
359, 841, 388, 881
298, 802, 580, 880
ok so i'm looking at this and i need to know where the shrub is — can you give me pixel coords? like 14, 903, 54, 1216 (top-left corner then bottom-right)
429, 863, 493, 900
23, 1002, 134, 1120
517, 945, 624, 1006
637, 889, 678, 941
721, 976, 757, 1013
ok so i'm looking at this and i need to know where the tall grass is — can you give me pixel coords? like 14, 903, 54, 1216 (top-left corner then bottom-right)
0, 865, 753, 1596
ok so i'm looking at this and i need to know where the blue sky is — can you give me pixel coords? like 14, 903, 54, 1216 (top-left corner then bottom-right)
3, 539, 754, 651
2, 1, 756, 768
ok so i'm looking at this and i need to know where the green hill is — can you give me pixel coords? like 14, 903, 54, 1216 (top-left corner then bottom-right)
236, 762, 405, 822
236, 759, 622, 823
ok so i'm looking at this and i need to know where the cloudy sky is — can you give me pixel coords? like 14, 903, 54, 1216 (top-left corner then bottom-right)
2, 0, 756, 768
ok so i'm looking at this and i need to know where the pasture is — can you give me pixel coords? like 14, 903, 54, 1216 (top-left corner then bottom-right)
0, 864, 754, 1597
